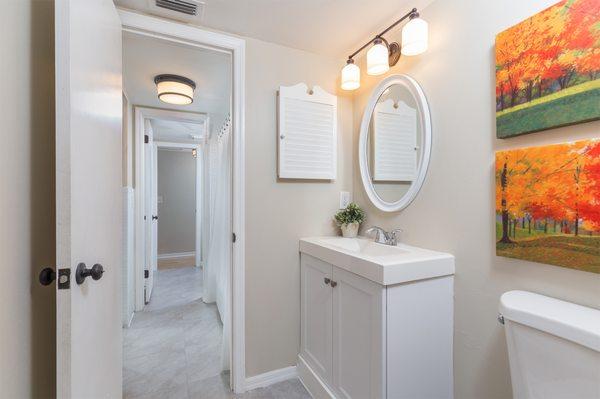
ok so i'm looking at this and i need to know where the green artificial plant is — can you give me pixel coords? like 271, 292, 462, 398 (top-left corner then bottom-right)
334, 202, 365, 226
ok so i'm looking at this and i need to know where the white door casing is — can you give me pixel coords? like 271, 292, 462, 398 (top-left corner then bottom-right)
300, 255, 334, 386
332, 266, 385, 399
55, 0, 123, 397
195, 147, 202, 268
121, 11, 246, 392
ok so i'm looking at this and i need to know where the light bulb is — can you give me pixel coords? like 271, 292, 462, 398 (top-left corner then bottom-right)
341, 59, 360, 90
401, 16, 428, 56
367, 39, 389, 76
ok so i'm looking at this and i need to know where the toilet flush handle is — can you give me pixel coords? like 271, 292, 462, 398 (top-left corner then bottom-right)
497, 313, 505, 325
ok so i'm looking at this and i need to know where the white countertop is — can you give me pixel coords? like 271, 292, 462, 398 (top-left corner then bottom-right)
299, 236, 455, 286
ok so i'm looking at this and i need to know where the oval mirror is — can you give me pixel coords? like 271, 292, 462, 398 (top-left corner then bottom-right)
359, 74, 431, 212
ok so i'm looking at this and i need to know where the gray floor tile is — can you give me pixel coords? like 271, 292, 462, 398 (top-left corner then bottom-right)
123, 267, 310, 399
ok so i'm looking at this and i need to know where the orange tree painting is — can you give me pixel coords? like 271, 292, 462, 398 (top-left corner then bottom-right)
495, 0, 600, 138
496, 139, 600, 274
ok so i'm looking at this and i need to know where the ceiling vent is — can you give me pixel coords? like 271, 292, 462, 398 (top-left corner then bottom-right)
155, 0, 199, 15
148, 0, 205, 22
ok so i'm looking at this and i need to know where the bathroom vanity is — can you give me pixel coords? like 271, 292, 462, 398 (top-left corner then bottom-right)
298, 236, 454, 399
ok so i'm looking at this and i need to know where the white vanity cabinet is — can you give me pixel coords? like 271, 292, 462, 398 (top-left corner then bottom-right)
301, 255, 384, 399
298, 238, 454, 399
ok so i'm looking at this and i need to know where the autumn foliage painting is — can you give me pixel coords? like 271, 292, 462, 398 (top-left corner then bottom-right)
495, 0, 600, 138
496, 140, 600, 273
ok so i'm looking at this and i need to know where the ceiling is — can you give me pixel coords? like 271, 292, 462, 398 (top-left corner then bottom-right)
123, 30, 231, 132
115, 0, 434, 57
150, 118, 206, 143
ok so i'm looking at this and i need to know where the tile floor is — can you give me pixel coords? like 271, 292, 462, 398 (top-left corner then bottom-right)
123, 266, 311, 399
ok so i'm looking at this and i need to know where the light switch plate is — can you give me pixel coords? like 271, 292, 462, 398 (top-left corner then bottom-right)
340, 191, 351, 209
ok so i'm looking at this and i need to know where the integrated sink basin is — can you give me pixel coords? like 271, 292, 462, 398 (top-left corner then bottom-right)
300, 236, 454, 286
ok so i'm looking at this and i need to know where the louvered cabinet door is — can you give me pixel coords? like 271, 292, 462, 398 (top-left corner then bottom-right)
278, 83, 337, 180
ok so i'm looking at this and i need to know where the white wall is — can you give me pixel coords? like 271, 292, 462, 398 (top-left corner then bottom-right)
157, 149, 197, 255
351, 0, 600, 397
0, 1, 56, 397
244, 38, 354, 377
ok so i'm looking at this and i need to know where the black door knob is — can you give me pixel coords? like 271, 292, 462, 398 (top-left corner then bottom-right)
39, 267, 56, 286
152, 215, 158, 220
75, 263, 104, 285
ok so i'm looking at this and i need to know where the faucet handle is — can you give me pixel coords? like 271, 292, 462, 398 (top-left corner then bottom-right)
366, 226, 386, 243
387, 228, 403, 245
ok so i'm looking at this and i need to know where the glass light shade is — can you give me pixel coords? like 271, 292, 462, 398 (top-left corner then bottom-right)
341, 61, 360, 90
401, 17, 428, 56
367, 41, 390, 76
156, 80, 194, 105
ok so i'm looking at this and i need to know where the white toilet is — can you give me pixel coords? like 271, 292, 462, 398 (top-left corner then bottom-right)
499, 290, 600, 399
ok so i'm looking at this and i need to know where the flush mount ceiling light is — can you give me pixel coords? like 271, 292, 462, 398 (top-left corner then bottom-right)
154, 74, 196, 105
340, 8, 428, 90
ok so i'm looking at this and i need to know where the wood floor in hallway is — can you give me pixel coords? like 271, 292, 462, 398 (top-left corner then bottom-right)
123, 266, 310, 398
157, 256, 196, 270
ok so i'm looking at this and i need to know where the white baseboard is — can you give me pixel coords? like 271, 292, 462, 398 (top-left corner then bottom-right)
157, 251, 195, 260
245, 365, 298, 391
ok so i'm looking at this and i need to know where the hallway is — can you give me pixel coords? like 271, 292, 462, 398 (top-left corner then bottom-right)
123, 266, 310, 398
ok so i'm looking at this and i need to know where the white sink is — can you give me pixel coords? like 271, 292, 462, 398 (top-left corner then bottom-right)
299, 236, 454, 285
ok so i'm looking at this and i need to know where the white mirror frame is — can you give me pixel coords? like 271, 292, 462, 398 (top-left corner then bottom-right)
359, 74, 432, 212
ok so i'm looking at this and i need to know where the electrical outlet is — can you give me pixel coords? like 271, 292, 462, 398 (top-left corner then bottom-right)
340, 191, 351, 209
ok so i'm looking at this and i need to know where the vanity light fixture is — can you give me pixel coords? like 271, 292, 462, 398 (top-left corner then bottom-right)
341, 59, 361, 90
340, 8, 428, 90
367, 38, 390, 76
154, 74, 196, 105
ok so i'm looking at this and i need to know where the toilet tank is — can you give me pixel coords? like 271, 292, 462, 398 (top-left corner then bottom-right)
499, 291, 600, 399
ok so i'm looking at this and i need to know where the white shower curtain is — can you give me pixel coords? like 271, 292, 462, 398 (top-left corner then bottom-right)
203, 116, 231, 371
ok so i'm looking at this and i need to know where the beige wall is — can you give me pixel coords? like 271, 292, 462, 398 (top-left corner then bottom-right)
0, 1, 56, 397
351, 0, 600, 398
244, 38, 353, 377
157, 149, 196, 255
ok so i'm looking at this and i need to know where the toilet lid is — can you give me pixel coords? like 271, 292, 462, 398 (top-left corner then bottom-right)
499, 290, 600, 352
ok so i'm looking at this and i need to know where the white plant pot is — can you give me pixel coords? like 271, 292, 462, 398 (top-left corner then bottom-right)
341, 222, 359, 238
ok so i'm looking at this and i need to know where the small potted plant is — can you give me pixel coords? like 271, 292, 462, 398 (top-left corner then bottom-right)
334, 203, 365, 238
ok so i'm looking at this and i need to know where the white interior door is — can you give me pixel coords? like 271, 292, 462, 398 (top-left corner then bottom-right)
55, 0, 123, 397
152, 144, 158, 273
143, 119, 155, 303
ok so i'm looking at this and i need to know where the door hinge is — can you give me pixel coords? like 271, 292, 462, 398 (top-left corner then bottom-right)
144, 134, 149, 144
58, 268, 71, 290
232, 233, 237, 243
144, 270, 149, 278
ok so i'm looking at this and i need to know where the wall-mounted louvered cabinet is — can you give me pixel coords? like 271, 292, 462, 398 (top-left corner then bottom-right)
278, 83, 337, 180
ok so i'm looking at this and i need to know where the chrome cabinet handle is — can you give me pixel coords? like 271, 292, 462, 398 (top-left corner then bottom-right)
324, 277, 331, 285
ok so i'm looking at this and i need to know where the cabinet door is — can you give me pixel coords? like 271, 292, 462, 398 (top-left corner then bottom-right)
332, 266, 385, 399
300, 254, 333, 384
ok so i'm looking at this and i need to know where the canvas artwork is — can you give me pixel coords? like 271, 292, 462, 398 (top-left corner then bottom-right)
496, 139, 600, 274
495, 0, 600, 138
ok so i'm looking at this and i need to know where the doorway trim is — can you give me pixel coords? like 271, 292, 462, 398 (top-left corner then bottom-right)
154, 140, 204, 270
121, 9, 246, 392
133, 106, 207, 310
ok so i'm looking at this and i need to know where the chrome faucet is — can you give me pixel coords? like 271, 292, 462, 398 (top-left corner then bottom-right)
365, 226, 403, 246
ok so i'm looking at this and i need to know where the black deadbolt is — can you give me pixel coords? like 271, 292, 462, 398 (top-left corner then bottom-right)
75, 263, 104, 285
39, 267, 56, 286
